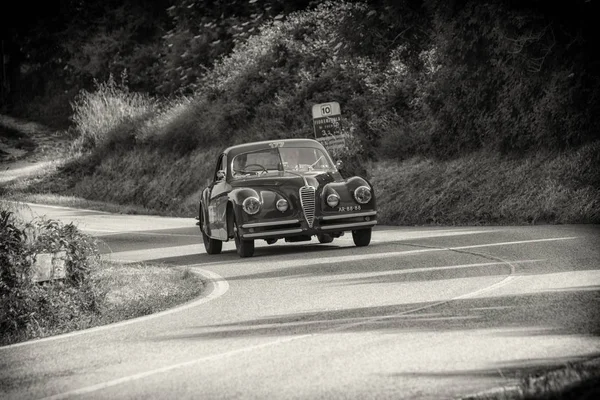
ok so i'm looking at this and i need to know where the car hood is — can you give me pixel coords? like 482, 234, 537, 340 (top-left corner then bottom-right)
230, 171, 338, 191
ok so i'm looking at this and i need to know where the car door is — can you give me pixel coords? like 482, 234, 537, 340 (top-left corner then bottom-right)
207, 153, 230, 240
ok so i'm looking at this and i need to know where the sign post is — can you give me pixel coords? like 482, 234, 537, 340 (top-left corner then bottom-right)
312, 102, 345, 151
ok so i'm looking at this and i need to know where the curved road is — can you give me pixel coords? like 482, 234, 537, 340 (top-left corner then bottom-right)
2, 203, 599, 399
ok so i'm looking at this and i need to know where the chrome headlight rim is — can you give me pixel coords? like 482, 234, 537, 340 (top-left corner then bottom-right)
242, 196, 261, 215
353, 186, 372, 204
276, 199, 289, 212
326, 193, 340, 208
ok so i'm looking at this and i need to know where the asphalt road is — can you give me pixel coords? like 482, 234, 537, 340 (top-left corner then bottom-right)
2, 203, 599, 400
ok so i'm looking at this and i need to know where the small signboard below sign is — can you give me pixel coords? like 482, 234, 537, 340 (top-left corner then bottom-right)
316, 135, 346, 150
31, 251, 67, 283
312, 102, 345, 151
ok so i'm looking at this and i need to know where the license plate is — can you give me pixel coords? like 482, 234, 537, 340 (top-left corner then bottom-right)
338, 205, 361, 212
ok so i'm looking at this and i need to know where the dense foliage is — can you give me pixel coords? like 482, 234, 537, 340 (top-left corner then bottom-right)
3, 0, 598, 159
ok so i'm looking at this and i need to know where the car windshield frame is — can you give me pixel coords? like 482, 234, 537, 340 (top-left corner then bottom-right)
230, 146, 335, 180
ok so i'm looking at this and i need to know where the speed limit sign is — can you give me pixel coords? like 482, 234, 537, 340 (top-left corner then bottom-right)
312, 102, 341, 119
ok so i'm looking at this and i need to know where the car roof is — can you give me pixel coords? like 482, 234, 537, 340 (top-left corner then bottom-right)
223, 138, 327, 157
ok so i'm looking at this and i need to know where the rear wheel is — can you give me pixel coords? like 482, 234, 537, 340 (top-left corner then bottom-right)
200, 210, 222, 254
352, 228, 371, 247
234, 217, 255, 257
317, 233, 334, 244
198, 205, 223, 254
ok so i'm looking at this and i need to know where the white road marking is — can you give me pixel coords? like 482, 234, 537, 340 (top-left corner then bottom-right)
336, 259, 543, 281
19, 202, 111, 213
450, 237, 578, 250
0, 268, 229, 350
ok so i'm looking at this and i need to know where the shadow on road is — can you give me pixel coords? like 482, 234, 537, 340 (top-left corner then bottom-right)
154, 285, 600, 341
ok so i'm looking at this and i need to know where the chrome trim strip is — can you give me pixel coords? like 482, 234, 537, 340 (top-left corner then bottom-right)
242, 219, 300, 228
242, 228, 304, 239
321, 211, 377, 221
320, 220, 378, 230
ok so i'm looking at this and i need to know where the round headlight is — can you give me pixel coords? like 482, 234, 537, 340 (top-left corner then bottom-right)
326, 194, 340, 208
242, 197, 261, 215
276, 199, 288, 212
354, 186, 372, 204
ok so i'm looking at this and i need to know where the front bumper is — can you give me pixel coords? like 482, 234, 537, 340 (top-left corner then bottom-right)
238, 211, 377, 240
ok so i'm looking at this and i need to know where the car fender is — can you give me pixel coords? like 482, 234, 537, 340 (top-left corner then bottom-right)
228, 187, 296, 223
321, 176, 375, 208
199, 187, 211, 234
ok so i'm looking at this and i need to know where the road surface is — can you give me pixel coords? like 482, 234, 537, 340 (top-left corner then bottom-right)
2, 203, 599, 399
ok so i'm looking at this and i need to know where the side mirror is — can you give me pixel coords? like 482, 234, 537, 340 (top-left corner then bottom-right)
335, 160, 343, 170
216, 170, 226, 181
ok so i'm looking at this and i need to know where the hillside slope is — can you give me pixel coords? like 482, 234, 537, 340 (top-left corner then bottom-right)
2, 1, 599, 225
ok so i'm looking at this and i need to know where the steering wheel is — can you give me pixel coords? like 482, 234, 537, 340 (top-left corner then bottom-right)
242, 163, 268, 174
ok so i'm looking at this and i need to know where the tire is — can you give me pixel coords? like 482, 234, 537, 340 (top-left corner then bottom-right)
352, 228, 371, 247
317, 233, 334, 244
200, 207, 222, 254
234, 217, 255, 257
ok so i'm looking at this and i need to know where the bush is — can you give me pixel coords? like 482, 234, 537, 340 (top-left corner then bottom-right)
0, 208, 101, 344
70, 72, 158, 154
417, 0, 600, 158
0, 210, 31, 293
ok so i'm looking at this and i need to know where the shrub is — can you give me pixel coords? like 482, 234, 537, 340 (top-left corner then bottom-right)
418, 0, 600, 158
0, 210, 31, 293
0, 208, 101, 344
70, 72, 158, 153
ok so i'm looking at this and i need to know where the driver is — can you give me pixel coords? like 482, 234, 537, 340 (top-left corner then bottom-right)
282, 148, 302, 170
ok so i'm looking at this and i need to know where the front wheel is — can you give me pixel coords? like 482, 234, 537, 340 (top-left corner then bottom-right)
352, 228, 371, 247
234, 217, 255, 257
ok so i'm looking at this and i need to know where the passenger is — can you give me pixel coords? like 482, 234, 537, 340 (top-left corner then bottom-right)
232, 155, 247, 176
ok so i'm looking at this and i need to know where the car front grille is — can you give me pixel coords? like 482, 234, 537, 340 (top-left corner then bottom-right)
299, 186, 316, 228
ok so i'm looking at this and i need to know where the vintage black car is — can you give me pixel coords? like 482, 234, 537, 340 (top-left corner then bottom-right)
197, 138, 377, 257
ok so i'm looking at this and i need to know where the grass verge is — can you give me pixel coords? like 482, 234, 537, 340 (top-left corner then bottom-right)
372, 142, 600, 225
1, 259, 204, 347
462, 358, 600, 399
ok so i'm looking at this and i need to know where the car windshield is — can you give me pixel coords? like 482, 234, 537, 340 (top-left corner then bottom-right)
231, 147, 334, 179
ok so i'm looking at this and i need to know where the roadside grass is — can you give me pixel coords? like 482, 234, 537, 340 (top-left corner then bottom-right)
0, 259, 204, 347
372, 142, 600, 226
462, 359, 600, 399
7, 144, 215, 217
90, 260, 203, 325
